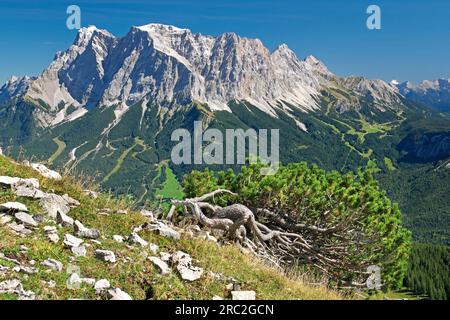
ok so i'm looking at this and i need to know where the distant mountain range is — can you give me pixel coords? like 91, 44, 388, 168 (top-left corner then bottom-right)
395, 79, 450, 113
0, 23, 449, 244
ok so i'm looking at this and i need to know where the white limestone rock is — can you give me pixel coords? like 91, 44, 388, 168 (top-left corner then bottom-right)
74, 220, 100, 239
40, 194, 71, 219
14, 186, 47, 199
14, 212, 38, 227
64, 234, 84, 248
95, 250, 116, 263
108, 288, 132, 300
171, 251, 203, 281
127, 233, 148, 247
71, 245, 87, 257
94, 279, 111, 293
0, 176, 40, 190
0, 202, 29, 213
27, 162, 62, 180
112, 235, 124, 243
56, 211, 74, 227
41, 259, 63, 272
148, 256, 171, 275
146, 221, 180, 239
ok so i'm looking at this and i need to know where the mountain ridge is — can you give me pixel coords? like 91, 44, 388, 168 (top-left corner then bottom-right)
396, 78, 450, 113
1, 23, 405, 127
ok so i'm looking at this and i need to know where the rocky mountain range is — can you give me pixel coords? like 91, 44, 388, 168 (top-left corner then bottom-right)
0, 24, 405, 127
0, 23, 449, 245
396, 78, 450, 113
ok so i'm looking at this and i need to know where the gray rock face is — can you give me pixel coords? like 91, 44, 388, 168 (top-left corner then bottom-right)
71, 245, 87, 257
108, 288, 132, 300
95, 250, 116, 263
10, 24, 326, 119
94, 279, 111, 293
40, 194, 71, 219
397, 78, 450, 113
341, 76, 403, 111
0, 176, 40, 190
0, 278, 35, 300
56, 211, 74, 227
7, 223, 32, 236
14, 212, 38, 227
41, 259, 63, 272
14, 186, 47, 199
148, 256, 171, 275
25, 162, 62, 180
0, 21, 412, 135
127, 233, 148, 247
0, 202, 29, 213
0, 76, 33, 104
398, 132, 450, 162
146, 221, 180, 239
74, 220, 100, 239
64, 234, 84, 248
171, 251, 203, 281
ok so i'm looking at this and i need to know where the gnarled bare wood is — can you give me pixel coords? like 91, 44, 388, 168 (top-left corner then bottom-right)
170, 189, 376, 288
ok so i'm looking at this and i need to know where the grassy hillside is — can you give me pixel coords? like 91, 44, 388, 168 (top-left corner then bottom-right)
0, 154, 342, 300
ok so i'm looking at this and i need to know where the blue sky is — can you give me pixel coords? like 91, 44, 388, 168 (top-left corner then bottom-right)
0, 0, 449, 84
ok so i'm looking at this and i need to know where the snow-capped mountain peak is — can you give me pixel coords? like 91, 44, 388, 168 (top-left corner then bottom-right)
396, 78, 450, 112
0, 22, 410, 127
136, 23, 190, 34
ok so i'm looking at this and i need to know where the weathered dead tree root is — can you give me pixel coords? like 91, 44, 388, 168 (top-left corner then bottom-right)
169, 189, 375, 286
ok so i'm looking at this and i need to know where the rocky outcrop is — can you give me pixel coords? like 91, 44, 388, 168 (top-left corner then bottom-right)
95, 250, 116, 263
0, 168, 262, 301
23, 161, 62, 180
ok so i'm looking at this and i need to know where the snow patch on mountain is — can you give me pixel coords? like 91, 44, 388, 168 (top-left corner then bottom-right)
396, 79, 450, 112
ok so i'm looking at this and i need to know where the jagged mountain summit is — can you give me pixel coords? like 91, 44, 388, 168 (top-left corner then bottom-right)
0, 23, 404, 127
396, 78, 450, 112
